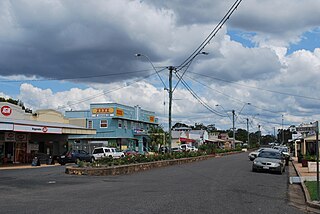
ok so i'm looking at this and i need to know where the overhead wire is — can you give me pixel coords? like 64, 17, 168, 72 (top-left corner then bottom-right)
174, 72, 227, 117
174, 0, 243, 89
189, 71, 320, 102
56, 68, 167, 110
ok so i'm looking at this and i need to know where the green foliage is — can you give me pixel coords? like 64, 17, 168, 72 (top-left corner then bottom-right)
90, 147, 242, 168
198, 144, 216, 154
305, 181, 318, 201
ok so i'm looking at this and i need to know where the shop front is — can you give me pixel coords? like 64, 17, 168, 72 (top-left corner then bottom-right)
0, 102, 96, 165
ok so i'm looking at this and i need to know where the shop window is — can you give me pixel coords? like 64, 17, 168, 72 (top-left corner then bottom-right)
100, 120, 108, 128
88, 120, 93, 129
131, 121, 134, 130
118, 120, 122, 129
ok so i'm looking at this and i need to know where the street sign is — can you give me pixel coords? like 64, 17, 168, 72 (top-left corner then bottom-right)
296, 125, 317, 132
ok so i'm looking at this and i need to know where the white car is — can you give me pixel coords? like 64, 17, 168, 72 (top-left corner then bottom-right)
191, 146, 198, 152
248, 148, 265, 161
92, 147, 125, 160
180, 144, 193, 152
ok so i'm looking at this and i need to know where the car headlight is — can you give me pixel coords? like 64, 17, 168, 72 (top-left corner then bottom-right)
253, 160, 260, 164
272, 163, 280, 167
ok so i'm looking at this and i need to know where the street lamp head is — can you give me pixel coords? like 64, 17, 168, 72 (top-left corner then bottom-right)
134, 53, 141, 57
200, 51, 209, 55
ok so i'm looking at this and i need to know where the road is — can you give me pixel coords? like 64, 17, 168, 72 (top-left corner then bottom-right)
0, 152, 313, 213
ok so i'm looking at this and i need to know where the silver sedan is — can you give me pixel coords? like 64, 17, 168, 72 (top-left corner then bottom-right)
252, 150, 286, 174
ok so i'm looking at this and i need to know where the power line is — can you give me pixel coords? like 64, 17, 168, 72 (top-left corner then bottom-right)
184, 73, 280, 114
0, 69, 165, 83
174, 0, 243, 88
190, 71, 320, 102
56, 70, 165, 110
174, 72, 227, 117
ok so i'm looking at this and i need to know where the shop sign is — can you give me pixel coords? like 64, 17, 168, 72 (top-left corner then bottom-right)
149, 116, 155, 123
116, 108, 124, 117
1, 105, 12, 117
296, 124, 317, 133
5, 132, 15, 141
92, 108, 114, 114
14, 124, 62, 134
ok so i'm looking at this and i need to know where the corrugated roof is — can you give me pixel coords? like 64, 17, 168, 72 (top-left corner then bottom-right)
0, 117, 87, 129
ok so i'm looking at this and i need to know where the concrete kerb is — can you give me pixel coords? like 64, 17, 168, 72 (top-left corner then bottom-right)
66, 151, 242, 176
292, 160, 320, 209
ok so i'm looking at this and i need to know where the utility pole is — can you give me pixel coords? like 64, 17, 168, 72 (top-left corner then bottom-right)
232, 110, 235, 148
316, 121, 319, 200
247, 118, 249, 147
258, 124, 261, 145
168, 66, 174, 151
282, 115, 284, 144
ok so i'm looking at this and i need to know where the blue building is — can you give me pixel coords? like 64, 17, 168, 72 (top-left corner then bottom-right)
65, 103, 158, 153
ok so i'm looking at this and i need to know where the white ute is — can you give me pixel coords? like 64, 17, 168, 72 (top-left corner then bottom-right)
92, 147, 125, 160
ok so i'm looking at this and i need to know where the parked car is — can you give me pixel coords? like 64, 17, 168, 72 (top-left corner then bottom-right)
252, 150, 286, 174
272, 146, 290, 166
57, 150, 92, 165
123, 148, 138, 156
248, 148, 265, 161
191, 146, 198, 152
180, 144, 193, 152
171, 147, 183, 153
92, 147, 125, 160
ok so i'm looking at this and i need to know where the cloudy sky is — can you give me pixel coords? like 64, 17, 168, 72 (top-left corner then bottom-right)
0, 0, 320, 134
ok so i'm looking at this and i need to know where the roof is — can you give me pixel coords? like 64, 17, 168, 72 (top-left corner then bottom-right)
0, 117, 86, 129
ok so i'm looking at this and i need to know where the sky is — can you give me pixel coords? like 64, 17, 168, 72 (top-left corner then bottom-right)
0, 0, 320, 135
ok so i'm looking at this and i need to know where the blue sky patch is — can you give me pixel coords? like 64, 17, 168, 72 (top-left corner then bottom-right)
227, 29, 256, 48
287, 28, 320, 55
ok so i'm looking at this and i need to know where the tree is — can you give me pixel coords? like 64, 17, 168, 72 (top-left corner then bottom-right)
148, 126, 166, 149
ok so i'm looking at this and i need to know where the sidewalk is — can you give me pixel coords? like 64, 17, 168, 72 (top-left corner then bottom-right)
291, 157, 320, 209
0, 163, 60, 170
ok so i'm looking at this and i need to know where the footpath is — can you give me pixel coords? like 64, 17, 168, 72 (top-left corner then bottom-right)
0, 163, 60, 170
291, 157, 320, 211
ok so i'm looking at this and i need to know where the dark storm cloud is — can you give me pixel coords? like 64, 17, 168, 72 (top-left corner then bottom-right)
0, 0, 163, 83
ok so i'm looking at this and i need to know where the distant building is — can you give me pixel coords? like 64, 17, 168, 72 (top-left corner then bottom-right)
65, 103, 158, 154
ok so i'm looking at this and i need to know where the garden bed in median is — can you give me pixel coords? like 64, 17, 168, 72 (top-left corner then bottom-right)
65, 151, 242, 176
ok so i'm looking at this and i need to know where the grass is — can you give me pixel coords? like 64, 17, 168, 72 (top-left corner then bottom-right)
305, 181, 320, 201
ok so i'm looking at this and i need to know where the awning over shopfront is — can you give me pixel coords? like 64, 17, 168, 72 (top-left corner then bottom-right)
0, 117, 96, 135
179, 137, 196, 143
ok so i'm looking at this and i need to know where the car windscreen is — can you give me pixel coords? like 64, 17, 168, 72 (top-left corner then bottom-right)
258, 151, 282, 159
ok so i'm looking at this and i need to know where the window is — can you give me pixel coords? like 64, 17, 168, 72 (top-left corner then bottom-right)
118, 120, 122, 129
87, 120, 93, 129
131, 122, 134, 130
124, 120, 127, 129
100, 120, 108, 128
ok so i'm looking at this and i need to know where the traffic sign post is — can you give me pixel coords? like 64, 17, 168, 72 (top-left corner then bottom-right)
317, 121, 319, 201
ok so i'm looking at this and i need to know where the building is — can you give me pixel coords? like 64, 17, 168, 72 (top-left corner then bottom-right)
64, 103, 158, 153
0, 102, 95, 165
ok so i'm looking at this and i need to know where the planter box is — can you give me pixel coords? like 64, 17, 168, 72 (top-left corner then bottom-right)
308, 161, 319, 172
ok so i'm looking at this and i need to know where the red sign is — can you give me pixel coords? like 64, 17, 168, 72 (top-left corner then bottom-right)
42, 127, 48, 133
1, 106, 12, 116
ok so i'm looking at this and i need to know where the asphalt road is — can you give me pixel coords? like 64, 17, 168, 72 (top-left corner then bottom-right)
0, 152, 311, 214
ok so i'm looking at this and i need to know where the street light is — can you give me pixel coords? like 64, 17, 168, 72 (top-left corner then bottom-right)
135, 53, 174, 151
135, 53, 167, 90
